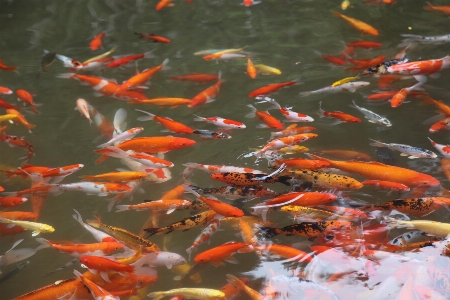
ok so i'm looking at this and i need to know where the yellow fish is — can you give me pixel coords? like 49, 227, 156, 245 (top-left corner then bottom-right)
332, 75, 360, 87
385, 217, 450, 237
0, 217, 54, 236
254, 64, 282, 75
148, 288, 225, 300
0, 114, 18, 124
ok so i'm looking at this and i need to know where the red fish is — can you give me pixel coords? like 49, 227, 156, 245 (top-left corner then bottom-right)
248, 79, 301, 98
90, 32, 105, 50
135, 32, 171, 43
107, 50, 155, 68
16, 89, 40, 114
245, 104, 283, 130
188, 73, 222, 107
346, 41, 382, 48
170, 73, 219, 83
322, 55, 346, 65
0, 59, 17, 72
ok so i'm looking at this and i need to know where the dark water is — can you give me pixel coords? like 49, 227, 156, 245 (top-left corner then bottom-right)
1, 0, 450, 299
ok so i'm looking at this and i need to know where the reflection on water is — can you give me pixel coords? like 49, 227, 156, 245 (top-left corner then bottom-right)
2, 0, 450, 299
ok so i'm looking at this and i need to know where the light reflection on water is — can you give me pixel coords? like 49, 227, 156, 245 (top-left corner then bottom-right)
1, 0, 450, 299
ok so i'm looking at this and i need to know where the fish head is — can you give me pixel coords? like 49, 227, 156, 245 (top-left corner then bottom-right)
171, 138, 196, 150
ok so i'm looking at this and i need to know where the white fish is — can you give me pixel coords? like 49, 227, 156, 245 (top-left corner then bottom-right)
399, 33, 450, 47
263, 97, 314, 122
299, 81, 370, 97
349, 100, 392, 127
97, 127, 144, 148
75, 98, 93, 125
369, 139, 437, 159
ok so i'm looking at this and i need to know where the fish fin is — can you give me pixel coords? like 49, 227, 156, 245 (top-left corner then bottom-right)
329, 119, 343, 126
224, 257, 239, 264
100, 271, 111, 283
369, 139, 387, 147
245, 104, 256, 118
113, 108, 127, 134
32, 231, 40, 236
256, 124, 269, 128
408, 156, 419, 159
400, 153, 409, 156
97, 192, 109, 197
429, 72, 440, 79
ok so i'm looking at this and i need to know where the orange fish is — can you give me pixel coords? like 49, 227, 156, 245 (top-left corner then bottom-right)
128, 97, 192, 108
120, 59, 169, 91
347, 41, 382, 48
189, 189, 244, 217
0, 211, 38, 220
194, 241, 253, 266
247, 57, 257, 79
38, 239, 124, 257
135, 109, 194, 134
188, 73, 222, 108
0, 86, 13, 94
135, 32, 171, 43
156, 0, 173, 10
248, 78, 301, 97
16, 89, 40, 114
312, 149, 371, 160
80, 171, 147, 182
6, 109, 36, 132
332, 11, 379, 36
246, 104, 283, 130
274, 158, 330, 170
0, 134, 34, 162
107, 50, 155, 68
0, 59, 17, 72
170, 73, 219, 83
90, 32, 105, 50
361, 180, 410, 192
254, 243, 313, 262
0, 196, 27, 208
424, 2, 450, 15
308, 154, 440, 188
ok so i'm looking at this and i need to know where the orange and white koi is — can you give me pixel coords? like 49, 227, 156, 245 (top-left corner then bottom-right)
188, 72, 222, 108
245, 104, 283, 130
136, 109, 194, 134
270, 124, 316, 139
211, 166, 290, 186
428, 137, 450, 158
120, 59, 169, 91
90, 32, 106, 51
182, 162, 264, 177
87, 105, 115, 139
243, 0, 261, 7
107, 50, 155, 68
28, 163, 84, 184
186, 216, 222, 257
59, 73, 147, 101
6, 109, 36, 132
48, 181, 132, 197
300, 81, 370, 97
263, 97, 314, 122
74, 57, 115, 72
193, 115, 246, 129
257, 133, 318, 157
387, 56, 450, 78
80, 171, 147, 182
0, 86, 13, 94
55, 53, 83, 68
318, 101, 360, 125
16, 89, 40, 114
248, 78, 301, 98
332, 11, 379, 36
75, 98, 93, 125
429, 117, 450, 133
96, 146, 174, 169
0, 134, 34, 162
97, 127, 144, 148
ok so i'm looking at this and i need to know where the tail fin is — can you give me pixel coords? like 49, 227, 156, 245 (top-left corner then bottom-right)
160, 58, 170, 71
318, 101, 325, 118
299, 91, 312, 97
143, 49, 156, 59
115, 205, 129, 212
113, 108, 127, 134
136, 109, 156, 121
144, 227, 161, 237
257, 226, 279, 238
245, 104, 257, 118
193, 115, 205, 122
369, 139, 387, 148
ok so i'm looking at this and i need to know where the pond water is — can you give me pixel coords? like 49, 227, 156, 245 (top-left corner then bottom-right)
1, 0, 450, 299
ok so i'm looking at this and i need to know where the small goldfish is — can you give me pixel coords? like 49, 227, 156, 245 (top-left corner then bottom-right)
134, 32, 171, 43
89, 32, 105, 50
332, 11, 379, 36
0, 217, 54, 236
254, 64, 281, 75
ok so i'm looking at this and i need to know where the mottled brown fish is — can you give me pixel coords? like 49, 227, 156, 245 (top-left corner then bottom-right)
361, 198, 450, 217
188, 184, 278, 200
282, 169, 363, 189
144, 210, 217, 237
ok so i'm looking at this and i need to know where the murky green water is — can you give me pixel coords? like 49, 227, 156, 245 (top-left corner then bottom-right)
2, 0, 450, 299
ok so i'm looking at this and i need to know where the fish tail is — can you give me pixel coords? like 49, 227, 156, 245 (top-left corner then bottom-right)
115, 205, 129, 212
331, 10, 342, 18
299, 91, 312, 97
369, 139, 387, 148
143, 49, 156, 59
56, 73, 75, 79
424, 2, 433, 9
193, 115, 205, 122
258, 226, 279, 239
226, 274, 247, 289
134, 32, 143, 38
144, 227, 161, 237
161, 58, 170, 71
147, 292, 165, 300
95, 154, 109, 164
136, 109, 156, 121
245, 104, 257, 118
318, 101, 325, 118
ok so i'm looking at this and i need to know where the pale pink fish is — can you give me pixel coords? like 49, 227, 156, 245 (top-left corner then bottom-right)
48, 181, 132, 197
428, 137, 450, 158
75, 98, 93, 125
99, 146, 174, 169
97, 127, 144, 148
186, 216, 222, 259
72, 209, 118, 243
193, 115, 246, 129
261, 97, 314, 122
137, 251, 187, 269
